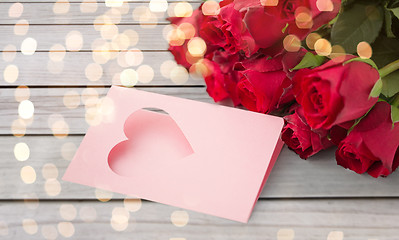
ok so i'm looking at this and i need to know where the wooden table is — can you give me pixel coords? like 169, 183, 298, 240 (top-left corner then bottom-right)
0, 1, 398, 239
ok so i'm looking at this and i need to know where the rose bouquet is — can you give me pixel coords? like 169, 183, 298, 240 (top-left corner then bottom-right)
167, 0, 399, 177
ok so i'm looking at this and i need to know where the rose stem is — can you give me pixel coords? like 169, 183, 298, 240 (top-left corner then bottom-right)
379, 59, 399, 78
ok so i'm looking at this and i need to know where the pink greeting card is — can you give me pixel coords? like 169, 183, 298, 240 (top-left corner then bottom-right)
63, 86, 284, 223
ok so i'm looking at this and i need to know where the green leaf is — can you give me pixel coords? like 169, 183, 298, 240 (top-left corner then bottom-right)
331, 3, 384, 53
371, 36, 399, 67
384, 10, 396, 37
391, 8, 399, 19
344, 57, 379, 69
370, 78, 383, 98
382, 71, 399, 97
291, 52, 326, 71
392, 105, 399, 124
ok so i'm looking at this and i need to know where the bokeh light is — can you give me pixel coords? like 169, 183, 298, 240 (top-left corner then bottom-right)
8, 2, 24, 18
14, 19, 29, 36
277, 229, 295, 240
22, 219, 38, 235
170, 210, 189, 227
53, 0, 70, 15
160, 60, 177, 79
315, 38, 332, 56
61, 142, 77, 161
120, 69, 138, 87
57, 222, 75, 238
63, 91, 81, 109
60, 204, 77, 221
42, 163, 59, 180
105, 0, 124, 8
330, 45, 346, 62
95, 188, 113, 202
137, 65, 154, 83
283, 35, 301, 52
306, 33, 322, 50
124, 198, 142, 212
187, 37, 207, 57
316, 0, 334, 12
49, 44, 66, 62
80, 0, 98, 13
65, 31, 83, 51
295, 7, 313, 29
4, 64, 19, 83
18, 100, 34, 119
41, 225, 58, 240
15, 86, 30, 102
260, 0, 279, 6
170, 65, 189, 84
202, 0, 220, 16
174, 2, 193, 18
85, 63, 103, 82
14, 142, 30, 161
11, 119, 27, 137
357, 41, 373, 59
327, 231, 344, 240
21, 37, 37, 55
44, 179, 62, 196
149, 0, 168, 13
20, 166, 36, 184
3, 44, 17, 62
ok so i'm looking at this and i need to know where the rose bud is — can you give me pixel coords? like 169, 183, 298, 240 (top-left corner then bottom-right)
282, 106, 334, 159
293, 56, 380, 129
335, 101, 399, 178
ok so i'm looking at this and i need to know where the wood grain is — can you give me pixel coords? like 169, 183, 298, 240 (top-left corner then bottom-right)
0, 25, 170, 51
1, 135, 398, 199
0, 52, 204, 86
0, 87, 211, 135
0, 199, 398, 240
0, 2, 201, 25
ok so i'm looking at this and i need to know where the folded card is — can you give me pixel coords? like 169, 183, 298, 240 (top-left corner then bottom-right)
63, 86, 284, 223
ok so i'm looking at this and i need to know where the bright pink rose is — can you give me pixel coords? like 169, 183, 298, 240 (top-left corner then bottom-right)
336, 101, 399, 178
293, 57, 380, 129
282, 106, 333, 159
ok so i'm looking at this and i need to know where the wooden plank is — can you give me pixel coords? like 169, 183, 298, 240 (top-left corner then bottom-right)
0, 87, 211, 135
0, 2, 201, 24
0, 25, 171, 51
2, 0, 201, 2
0, 52, 204, 86
0, 199, 398, 239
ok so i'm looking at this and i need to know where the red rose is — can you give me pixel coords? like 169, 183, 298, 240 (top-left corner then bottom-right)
336, 101, 399, 178
235, 0, 341, 43
203, 59, 230, 102
168, 9, 204, 69
200, 1, 259, 57
282, 106, 333, 159
235, 50, 306, 113
293, 57, 380, 129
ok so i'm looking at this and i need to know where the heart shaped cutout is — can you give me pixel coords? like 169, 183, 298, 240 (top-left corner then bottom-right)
107, 108, 194, 177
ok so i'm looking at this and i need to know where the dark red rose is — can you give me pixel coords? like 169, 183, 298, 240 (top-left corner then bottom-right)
336, 101, 399, 178
199, 59, 230, 102
200, 0, 259, 57
282, 106, 333, 159
235, 50, 306, 113
234, 0, 341, 42
243, 6, 288, 50
293, 56, 380, 130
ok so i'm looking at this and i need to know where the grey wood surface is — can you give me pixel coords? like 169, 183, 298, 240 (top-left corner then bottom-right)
0, 52, 202, 86
1, 1, 398, 239
0, 199, 398, 240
